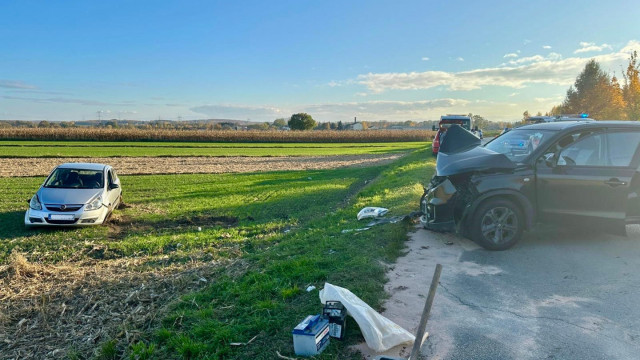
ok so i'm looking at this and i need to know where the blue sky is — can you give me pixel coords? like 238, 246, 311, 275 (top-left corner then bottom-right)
1, 0, 639, 123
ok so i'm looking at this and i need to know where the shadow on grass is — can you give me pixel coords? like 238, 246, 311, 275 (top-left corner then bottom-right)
0, 210, 78, 240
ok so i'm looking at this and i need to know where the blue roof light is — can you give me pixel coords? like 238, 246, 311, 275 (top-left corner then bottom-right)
581, 113, 589, 118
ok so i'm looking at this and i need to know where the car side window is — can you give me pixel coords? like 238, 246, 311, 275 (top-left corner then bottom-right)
107, 170, 114, 187
557, 133, 605, 167
606, 132, 640, 167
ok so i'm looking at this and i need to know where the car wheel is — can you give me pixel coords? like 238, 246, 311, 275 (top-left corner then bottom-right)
470, 198, 523, 250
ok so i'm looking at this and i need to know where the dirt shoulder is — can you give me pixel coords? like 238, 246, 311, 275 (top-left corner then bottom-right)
0, 154, 403, 177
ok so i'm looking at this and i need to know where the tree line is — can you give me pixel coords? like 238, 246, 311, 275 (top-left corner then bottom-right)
525, 51, 640, 121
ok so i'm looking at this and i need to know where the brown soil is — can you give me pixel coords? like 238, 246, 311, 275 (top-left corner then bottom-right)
0, 154, 403, 177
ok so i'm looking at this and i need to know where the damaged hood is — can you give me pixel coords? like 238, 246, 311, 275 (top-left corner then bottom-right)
436, 125, 515, 176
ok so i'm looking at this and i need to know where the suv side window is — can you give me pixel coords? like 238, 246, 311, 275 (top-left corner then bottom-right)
606, 131, 640, 167
558, 133, 605, 166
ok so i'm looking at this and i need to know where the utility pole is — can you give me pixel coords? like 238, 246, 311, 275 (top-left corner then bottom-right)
97, 110, 102, 121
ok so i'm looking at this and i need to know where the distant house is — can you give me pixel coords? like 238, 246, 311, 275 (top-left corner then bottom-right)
344, 122, 364, 131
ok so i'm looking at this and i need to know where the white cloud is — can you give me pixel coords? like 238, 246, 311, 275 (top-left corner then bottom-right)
356, 40, 640, 93
456, 57, 464, 62
574, 42, 613, 54
509, 92, 519, 97
0, 80, 38, 89
190, 104, 285, 120
421, 57, 430, 61
542, 45, 552, 49
2, 95, 133, 106
504, 53, 519, 58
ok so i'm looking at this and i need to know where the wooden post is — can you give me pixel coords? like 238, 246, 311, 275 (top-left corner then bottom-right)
409, 264, 442, 359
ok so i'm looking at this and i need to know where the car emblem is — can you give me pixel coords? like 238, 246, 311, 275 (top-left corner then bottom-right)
60, 205, 66, 210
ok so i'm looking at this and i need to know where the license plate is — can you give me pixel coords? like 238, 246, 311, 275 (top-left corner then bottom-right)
49, 214, 75, 221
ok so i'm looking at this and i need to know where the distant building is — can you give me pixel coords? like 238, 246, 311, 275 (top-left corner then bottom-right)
344, 122, 364, 131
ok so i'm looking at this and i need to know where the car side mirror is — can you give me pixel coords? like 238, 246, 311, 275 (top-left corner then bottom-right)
109, 183, 120, 190
542, 153, 556, 167
432, 125, 437, 131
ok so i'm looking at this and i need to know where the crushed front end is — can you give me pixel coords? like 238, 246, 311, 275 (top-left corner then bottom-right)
420, 172, 479, 233
420, 176, 458, 232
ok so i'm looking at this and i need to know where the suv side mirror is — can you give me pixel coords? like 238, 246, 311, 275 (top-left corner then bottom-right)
542, 153, 556, 167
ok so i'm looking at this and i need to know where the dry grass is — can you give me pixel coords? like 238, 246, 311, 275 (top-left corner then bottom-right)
0, 252, 245, 359
0, 153, 403, 177
0, 128, 434, 143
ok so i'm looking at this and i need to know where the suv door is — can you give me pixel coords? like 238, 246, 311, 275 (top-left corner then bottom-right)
535, 129, 640, 233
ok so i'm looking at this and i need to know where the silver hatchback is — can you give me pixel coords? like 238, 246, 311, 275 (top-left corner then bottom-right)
25, 163, 122, 226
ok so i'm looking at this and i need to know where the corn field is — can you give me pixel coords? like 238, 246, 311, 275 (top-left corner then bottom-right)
0, 128, 435, 143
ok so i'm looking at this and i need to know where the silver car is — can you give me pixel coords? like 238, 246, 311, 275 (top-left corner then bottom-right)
25, 163, 122, 226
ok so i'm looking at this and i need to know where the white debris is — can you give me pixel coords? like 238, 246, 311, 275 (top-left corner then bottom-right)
306, 285, 316, 292
357, 207, 389, 220
320, 283, 414, 352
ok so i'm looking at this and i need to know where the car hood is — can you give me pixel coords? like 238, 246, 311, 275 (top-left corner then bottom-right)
38, 188, 103, 204
436, 125, 515, 176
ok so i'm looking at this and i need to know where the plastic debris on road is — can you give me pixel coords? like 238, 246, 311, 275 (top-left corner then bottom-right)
306, 285, 316, 292
357, 207, 389, 220
319, 283, 415, 352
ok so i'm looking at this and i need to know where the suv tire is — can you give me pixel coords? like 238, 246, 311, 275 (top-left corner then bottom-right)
470, 198, 523, 250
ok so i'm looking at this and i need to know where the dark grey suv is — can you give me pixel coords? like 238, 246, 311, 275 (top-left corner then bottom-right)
421, 121, 640, 250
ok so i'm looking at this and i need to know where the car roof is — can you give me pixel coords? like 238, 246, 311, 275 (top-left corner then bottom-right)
514, 120, 640, 131
57, 163, 109, 171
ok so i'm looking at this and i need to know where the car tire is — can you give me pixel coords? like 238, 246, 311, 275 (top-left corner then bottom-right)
470, 198, 523, 250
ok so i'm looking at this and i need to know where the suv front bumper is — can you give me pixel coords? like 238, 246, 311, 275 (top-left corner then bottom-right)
420, 179, 457, 232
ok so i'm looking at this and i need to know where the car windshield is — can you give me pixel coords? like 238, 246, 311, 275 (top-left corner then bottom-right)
44, 168, 104, 189
484, 129, 555, 162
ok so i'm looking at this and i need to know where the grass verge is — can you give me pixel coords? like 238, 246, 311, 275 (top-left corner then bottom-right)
149, 148, 435, 359
0, 141, 425, 158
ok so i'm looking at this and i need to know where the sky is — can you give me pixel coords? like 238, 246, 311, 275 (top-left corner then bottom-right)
1, 0, 639, 123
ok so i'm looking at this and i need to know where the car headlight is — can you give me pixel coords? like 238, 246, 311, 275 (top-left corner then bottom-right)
85, 195, 103, 211
29, 194, 42, 210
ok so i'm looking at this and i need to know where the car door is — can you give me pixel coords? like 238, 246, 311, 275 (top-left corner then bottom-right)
535, 129, 640, 232
106, 169, 119, 209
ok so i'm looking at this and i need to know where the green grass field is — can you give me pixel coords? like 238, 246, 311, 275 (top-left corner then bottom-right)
1, 147, 435, 359
0, 141, 426, 157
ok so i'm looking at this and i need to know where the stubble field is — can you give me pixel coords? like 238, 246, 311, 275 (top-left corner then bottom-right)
0, 139, 434, 359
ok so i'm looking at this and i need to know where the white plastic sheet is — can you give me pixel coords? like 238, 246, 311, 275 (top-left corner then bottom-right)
319, 283, 414, 352
357, 207, 389, 220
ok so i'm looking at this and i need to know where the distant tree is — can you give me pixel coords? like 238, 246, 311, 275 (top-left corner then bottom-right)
522, 110, 530, 122
536, 111, 543, 116
38, 120, 50, 128
622, 51, 640, 120
337, 121, 344, 130
273, 118, 287, 128
556, 59, 625, 119
288, 113, 316, 130
330, 122, 337, 130
471, 115, 489, 129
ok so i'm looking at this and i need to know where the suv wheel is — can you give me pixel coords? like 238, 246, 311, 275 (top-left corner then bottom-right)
470, 198, 523, 250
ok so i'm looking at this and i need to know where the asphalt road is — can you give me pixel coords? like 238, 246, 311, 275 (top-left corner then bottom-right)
365, 225, 640, 360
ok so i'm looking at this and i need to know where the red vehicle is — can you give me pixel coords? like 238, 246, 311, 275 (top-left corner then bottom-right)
432, 115, 472, 155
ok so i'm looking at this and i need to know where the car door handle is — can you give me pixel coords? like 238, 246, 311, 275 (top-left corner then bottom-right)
604, 178, 627, 187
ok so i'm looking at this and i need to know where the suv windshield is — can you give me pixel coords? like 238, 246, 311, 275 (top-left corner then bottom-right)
485, 129, 555, 162
44, 168, 105, 189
